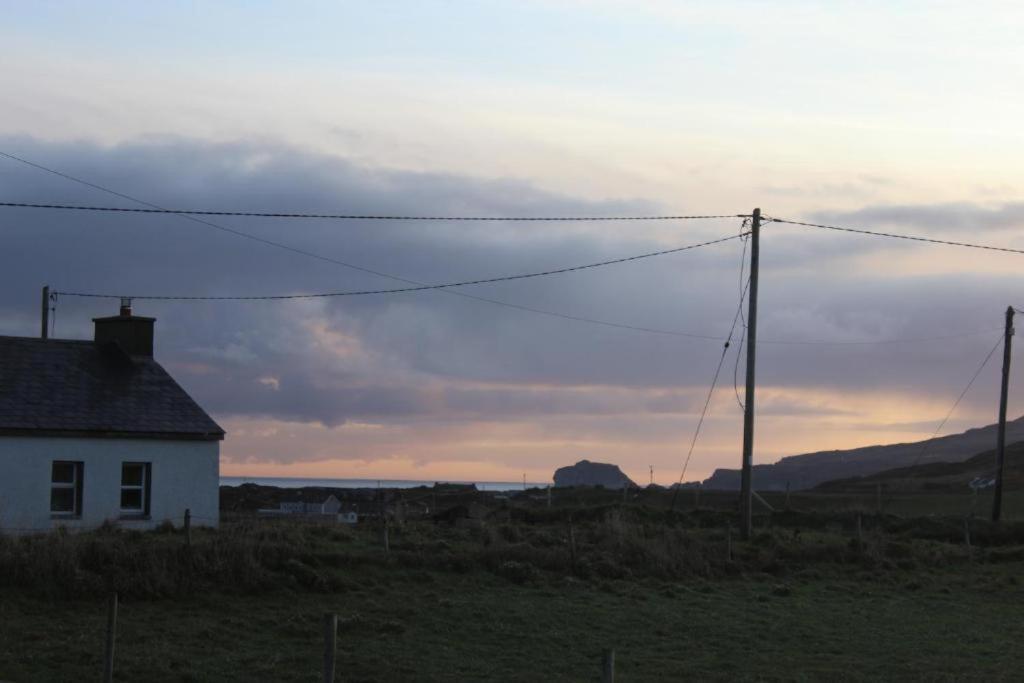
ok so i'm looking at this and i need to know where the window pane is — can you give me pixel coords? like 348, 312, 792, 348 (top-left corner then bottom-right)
52, 462, 75, 484
51, 487, 75, 513
121, 463, 144, 486
121, 489, 143, 510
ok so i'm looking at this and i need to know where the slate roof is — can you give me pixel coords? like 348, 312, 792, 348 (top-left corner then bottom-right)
0, 336, 224, 440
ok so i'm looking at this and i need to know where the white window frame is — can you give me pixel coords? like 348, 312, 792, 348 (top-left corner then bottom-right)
120, 462, 151, 517
50, 461, 83, 517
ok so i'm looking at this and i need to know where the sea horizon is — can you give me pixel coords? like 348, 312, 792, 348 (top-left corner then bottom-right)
220, 475, 551, 492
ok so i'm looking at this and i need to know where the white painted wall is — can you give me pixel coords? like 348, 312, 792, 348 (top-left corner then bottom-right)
0, 436, 219, 534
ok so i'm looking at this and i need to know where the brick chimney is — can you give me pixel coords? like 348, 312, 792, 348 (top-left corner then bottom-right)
93, 298, 156, 357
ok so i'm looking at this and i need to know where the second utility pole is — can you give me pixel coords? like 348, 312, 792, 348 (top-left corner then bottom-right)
992, 306, 1014, 522
740, 208, 761, 540
40, 285, 50, 339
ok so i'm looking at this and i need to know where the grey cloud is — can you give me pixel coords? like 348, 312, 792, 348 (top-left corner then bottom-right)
2, 135, 1022, 446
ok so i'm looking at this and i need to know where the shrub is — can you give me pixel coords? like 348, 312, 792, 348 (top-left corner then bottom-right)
3, 504, 1022, 600
495, 560, 541, 584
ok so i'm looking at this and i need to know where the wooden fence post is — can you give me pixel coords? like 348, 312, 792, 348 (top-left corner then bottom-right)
964, 518, 972, 558
184, 508, 192, 548
568, 522, 577, 571
875, 484, 882, 514
103, 592, 118, 683
856, 514, 863, 547
383, 518, 390, 554
726, 525, 732, 562
323, 612, 337, 683
601, 648, 615, 683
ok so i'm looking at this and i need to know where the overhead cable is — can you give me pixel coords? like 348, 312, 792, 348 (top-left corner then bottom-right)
910, 334, 1004, 469
770, 217, 1024, 255
733, 222, 751, 410
52, 233, 748, 300
670, 267, 750, 507
0, 149, 749, 340
0, 150, 1008, 346
0, 203, 745, 223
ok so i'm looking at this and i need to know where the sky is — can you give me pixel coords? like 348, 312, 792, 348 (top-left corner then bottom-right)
2, 1, 1024, 485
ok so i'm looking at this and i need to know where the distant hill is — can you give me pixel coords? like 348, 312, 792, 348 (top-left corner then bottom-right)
554, 460, 636, 488
814, 440, 1024, 493
701, 415, 1024, 491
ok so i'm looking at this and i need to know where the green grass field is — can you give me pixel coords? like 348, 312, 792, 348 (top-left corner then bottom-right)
2, 563, 1021, 681
2, 498, 1023, 681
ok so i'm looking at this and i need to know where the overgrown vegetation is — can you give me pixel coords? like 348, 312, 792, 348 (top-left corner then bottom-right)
2, 504, 1023, 601
0, 516, 358, 598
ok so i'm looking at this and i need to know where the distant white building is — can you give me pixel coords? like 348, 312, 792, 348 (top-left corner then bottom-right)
315, 494, 342, 515
260, 494, 354, 522
338, 511, 358, 524
0, 303, 224, 534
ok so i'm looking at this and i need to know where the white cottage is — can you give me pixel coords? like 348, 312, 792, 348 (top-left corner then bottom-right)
0, 303, 224, 533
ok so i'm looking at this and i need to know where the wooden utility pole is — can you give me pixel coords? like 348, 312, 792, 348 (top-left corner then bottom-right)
992, 306, 1014, 522
40, 285, 49, 339
739, 208, 761, 540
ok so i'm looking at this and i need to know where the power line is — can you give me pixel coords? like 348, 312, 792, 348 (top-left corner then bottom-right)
760, 328, 1003, 346
0, 202, 745, 223
770, 217, 1024, 255
52, 233, 748, 301
733, 225, 750, 411
48, 287, 1001, 345
670, 276, 750, 506
910, 334, 1004, 469
733, 278, 750, 411
0, 149, 748, 341
1, 150, 1008, 346
668, 332, 738, 505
